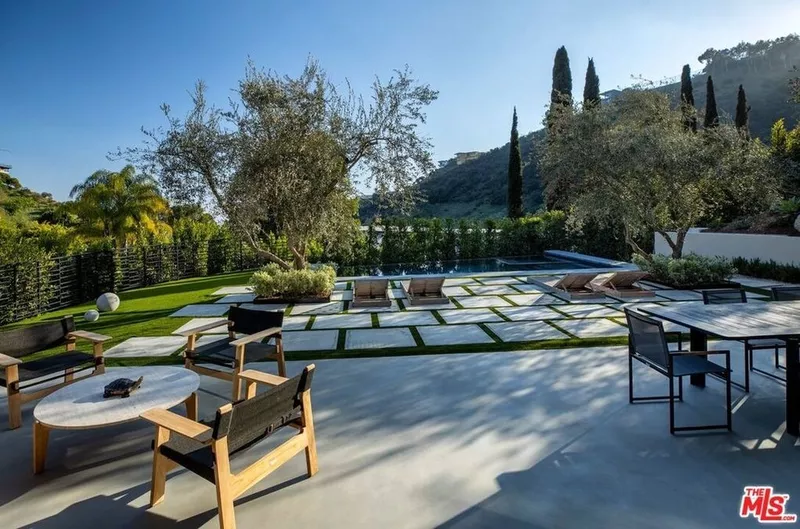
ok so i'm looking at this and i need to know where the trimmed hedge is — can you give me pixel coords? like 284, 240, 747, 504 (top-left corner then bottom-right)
731, 257, 800, 285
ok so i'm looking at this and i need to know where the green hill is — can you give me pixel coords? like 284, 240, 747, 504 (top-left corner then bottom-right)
407, 34, 800, 220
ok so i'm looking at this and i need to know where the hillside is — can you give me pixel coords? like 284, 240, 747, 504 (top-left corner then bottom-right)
406, 34, 800, 221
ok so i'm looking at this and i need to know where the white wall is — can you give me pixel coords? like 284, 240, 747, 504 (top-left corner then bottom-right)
654, 230, 800, 265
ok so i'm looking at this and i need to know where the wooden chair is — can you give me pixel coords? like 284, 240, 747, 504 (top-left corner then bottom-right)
0, 316, 110, 429
142, 365, 318, 529
351, 279, 391, 308
401, 277, 448, 305
588, 271, 654, 299
179, 306, 286, 401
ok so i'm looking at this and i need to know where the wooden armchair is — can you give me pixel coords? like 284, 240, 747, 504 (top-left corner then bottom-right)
0, 316, 110, 429
141, 365, 317, 529
178, 306, 286, 401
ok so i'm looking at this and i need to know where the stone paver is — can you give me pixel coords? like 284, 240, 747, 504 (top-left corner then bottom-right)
554, 318, 629, 338
378, 311, 438, 327
236, 303, 289, 312
312, 314, 373, 330
509, 283, 546, 293
564, 295, 619, 304
454, 296, 511, 308
214, 293, 257, 304
732, 275, 796, 289
345, 328, 416, 349
478, 277, 522, 285
487, 321, 568, 342
442, 286, 469, 297
170, 304, 230, 317
211, 286, 252, 296
333, 282, 348, 291
556, 304, 623, 318
291, 301, 344, 315
417, 324, 494, 346
443, 277, 478, 286
497, 306, 565, 321
405, 299, 455, 310
283, 316, 310, 331
331, 290, 354, 301
505, 294, 565, 306
437, 308, 503, 324
172, 318, 228, 335
389, 288, 406, 299
654, 290, 703, 301
105, 336, 186, 358
348, 301, 401, 313
282, 330, 339, 351
468, 285, 519, 296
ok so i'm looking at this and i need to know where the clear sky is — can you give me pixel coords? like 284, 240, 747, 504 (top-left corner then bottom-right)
2, 0, 800, 200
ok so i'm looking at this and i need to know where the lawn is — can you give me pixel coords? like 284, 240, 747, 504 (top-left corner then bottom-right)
3, 271, 253, 363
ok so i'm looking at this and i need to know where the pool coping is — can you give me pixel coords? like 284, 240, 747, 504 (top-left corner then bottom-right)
338, 264, 638, 282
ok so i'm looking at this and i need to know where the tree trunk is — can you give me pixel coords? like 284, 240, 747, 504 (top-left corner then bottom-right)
656, 229, 687, 260
291, 243, 306, 270
623, 224, 651, 261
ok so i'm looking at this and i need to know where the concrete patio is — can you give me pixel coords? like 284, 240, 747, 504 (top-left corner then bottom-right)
1, 343, 798, 528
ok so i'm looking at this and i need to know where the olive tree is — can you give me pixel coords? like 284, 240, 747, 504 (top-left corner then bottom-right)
540, 89, 779, 259
120, 59, 437, 269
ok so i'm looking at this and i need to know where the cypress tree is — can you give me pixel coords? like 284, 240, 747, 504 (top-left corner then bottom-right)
583, 58, 600, 108
547, 46, 573, 131
735, 84, 750, 139
703, 76, 719, 128
507, 107, 524, 219
680, 64, 697, 132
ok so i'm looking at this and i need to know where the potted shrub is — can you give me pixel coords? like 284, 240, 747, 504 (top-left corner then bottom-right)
249, 264, 336, 303
633, 254, 739, 290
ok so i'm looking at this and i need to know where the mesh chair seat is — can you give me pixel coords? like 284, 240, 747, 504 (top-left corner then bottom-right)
671, 355, 728, 377
158, 420, 216, 483
0, 351, 95, 388
187, 340, 278, 367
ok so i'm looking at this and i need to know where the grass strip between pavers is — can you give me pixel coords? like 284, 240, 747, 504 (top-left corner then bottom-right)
371, 313, 380, 328
489, 307, 512, 322
431, 310, 446, 325
409, 326, 425, 347
462, 285, 476, 296
396, 298, 407, 311
499, 294, 518, 306
450, 297, 464, 309
545, 320, 577, 339
336, 329, 347, 349
478, 323, 502, 343
547, 305, 572, 318
305, 315, 316, 331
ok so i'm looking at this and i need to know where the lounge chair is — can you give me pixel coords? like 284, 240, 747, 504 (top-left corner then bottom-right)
351, 279, 391, 308
402, 277, 448, 305
527, 273, 602, 301
589, 271, 654, 299
0, 316, 111, 429
143, 365, 318, 529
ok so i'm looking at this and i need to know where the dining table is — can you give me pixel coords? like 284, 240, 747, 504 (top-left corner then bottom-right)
639, 300, 800, 436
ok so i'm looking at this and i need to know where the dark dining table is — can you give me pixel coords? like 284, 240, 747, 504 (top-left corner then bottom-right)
639, 301, 800, 436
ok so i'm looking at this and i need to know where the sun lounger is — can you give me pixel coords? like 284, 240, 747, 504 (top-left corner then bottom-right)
589, 271, 654, 300
402, 277, 448, 305
351, 279, 392, 307
527, 273, 602, 301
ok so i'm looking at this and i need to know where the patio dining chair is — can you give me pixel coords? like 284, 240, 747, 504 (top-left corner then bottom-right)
142, 365, 317, 529
0, 316, 111, 429
625, 309, 732, 435
702, 288, 785, 389
178, 305, 286, 401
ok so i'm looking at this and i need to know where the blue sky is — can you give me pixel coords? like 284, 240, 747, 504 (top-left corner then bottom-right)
2, 0, 800, 200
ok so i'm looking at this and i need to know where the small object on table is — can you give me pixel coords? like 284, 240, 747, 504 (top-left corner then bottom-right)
103, 376, 144, 398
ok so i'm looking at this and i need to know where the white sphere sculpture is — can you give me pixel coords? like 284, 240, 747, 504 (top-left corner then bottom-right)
84, 309, 100, 322
96, 292, 120, 313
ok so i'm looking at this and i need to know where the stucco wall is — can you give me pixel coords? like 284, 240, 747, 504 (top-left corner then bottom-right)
654, 230, 800, 265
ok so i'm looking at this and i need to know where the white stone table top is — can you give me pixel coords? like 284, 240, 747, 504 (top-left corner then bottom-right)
34, 367, 200, 430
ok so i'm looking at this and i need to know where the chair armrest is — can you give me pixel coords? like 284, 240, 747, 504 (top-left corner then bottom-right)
68, 330, 112, 343
230, 327, 281, 346
670, 350, 730, 357
239, 369, 288, 387
140, 408, 211, 439
173, 319, 229, 337
0, 353, 22, 367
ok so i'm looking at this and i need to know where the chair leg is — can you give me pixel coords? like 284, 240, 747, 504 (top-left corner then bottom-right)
678, 376, 683, 401
213, 438, 236, 529
669, 374, 676, 435
628, 352, 634, 404
150, 426, 171, 507
301, 390, 318, 477
744, 347, 750, 393
64, 368, 74, 383
276, 338, 286, 378
7, 366, 22, 430
726, 353, 732, 431
232, 344, 245, 401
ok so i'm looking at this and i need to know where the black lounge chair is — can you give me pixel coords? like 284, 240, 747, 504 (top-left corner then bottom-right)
625, 309, 732, 435
142, 365, 318, 529
772, 286, 800, 301
702, 288, 785, 389
0, 316, 111, 429
179, 305, 286, 401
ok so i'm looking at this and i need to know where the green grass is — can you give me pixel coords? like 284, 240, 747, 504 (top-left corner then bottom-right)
4, 271, 253, 361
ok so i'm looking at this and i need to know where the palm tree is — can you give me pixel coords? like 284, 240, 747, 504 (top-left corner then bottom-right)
69, 165, 170, 247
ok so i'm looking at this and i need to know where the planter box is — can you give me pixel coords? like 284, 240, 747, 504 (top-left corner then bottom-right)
253, 295, 331, 304
643, 279, 741, 291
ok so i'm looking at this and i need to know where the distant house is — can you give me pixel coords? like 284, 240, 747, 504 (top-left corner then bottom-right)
454, 151, 482, 165
0, 163, 10, 174
599, 89, 623, 103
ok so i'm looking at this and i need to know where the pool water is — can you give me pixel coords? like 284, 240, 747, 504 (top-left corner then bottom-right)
337, 256, 596, 277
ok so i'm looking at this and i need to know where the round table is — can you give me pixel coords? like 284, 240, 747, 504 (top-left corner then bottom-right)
32, 367, 200, 473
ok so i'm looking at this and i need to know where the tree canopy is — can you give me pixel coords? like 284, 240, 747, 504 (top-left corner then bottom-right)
703, 76, 719, 128
121, 59, 437, 269
583, 58, 600, 108
507, 107, 523, 219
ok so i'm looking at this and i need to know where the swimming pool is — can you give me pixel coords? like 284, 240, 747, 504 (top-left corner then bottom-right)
337, 256, 603, 277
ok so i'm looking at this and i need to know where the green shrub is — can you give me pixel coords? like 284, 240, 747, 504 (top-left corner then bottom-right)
633, 253, 736, 288
249, 263, 336, 298
731, 257, 800, 284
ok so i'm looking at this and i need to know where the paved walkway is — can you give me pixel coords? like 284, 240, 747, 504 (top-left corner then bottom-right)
0, 345, 796, 528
